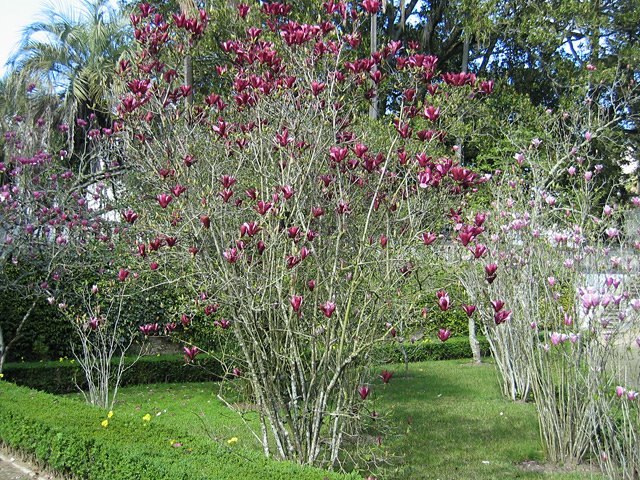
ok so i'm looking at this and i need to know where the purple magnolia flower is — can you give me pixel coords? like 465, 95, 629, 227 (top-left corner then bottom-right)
290, 295, 303, 313
462, 304, 476, 317
358, 385, 371, 400
494, 310, 511, 325
380, 370, 393, 384
157, 193, 172, 208
470, 243, 487, 259
436, 290, 450, 311
223, 248, 239, 263
437, 328, 451, 342
319, 301, 336, 318
123, 209, 138, 224
485, 263, 498, 284
183, 346, 200, 363
420, 232, 437, 246
490, 300, 505, 312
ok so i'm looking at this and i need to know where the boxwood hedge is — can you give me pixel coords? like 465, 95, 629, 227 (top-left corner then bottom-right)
0, 382, 356, 480
3, 337, 489, 394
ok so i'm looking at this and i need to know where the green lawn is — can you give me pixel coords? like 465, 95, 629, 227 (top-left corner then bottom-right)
105, 360, 603, 479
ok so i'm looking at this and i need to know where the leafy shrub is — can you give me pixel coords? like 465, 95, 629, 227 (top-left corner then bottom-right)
2, 354, 224, 394
0, 382, 355, 480
376, 336, 490, 364
0, 282, 74, 361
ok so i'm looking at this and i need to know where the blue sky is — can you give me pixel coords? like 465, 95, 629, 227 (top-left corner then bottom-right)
0, 0, 118, 78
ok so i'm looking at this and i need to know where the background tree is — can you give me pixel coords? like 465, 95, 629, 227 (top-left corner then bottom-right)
7, 0, 129, 128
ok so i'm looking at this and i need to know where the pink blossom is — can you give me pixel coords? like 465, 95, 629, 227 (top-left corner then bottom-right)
358, 385, 371, 400
605, 228, 619, 238
436, 290, 450, 311
118, 268, 130, 282
437, 328, 451, 342
290, 295, 303, 313
514, 153, 524, 165
462, 304, 476, 317
319, 301, 336, 318
380, 370, 393, 384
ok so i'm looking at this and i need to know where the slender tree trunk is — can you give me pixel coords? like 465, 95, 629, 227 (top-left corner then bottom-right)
461, 35, 470, 74
459, 34, 481, 363
0, 326, 6, 374
369, 12, 378, 120
184, 55, 193, 105
457, 35, 470, 166
0, 299, 37, 373
468, 316, 482, 364
179, 0, 196, 106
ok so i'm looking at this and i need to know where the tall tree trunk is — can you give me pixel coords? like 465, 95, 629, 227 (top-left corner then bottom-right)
369, 12, 378, 120
461, 35, 470, 74
184, 55, 193, 106
468, 316, 482, 364
178, 0, 196, 106
460, 35, 482, 364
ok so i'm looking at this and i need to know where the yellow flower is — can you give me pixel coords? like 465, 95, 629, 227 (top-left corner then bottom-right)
0, 373, 4, 379
101, 419, 109, 428
107, 411, 114, 419
142, 414, 152, 422
227, 437, 239, 445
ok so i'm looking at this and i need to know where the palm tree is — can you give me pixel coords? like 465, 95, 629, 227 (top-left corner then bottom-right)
7, 0, 129, 123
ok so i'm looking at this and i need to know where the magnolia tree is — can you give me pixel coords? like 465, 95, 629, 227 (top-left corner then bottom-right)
454, 73, 640, 473
59, 240, 154, 409
113, 1, 491, 467
0, 108, 123, 372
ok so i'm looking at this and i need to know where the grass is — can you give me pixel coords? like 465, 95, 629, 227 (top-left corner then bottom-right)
378, 360, 602, 479
83, 359, 603, 479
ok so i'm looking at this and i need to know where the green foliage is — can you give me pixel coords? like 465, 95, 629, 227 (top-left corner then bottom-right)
0, 382, 355, 480
0, 287, 74, 362
3, 337, 488, 394
2, 354, 223, 394
376, 336, 490, 364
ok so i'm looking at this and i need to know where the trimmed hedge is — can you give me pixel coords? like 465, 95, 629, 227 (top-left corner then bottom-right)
0, 382, 355, 480
376, 336, 491, 363
3, 337, 490, 394
2, 354, 224, 394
